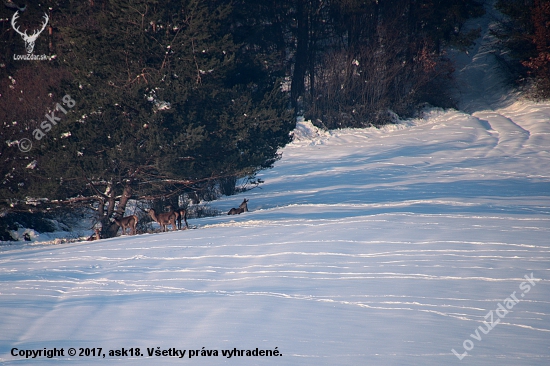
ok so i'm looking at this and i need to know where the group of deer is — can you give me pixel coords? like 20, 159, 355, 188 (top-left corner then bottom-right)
114, 207, 189, 235
147, 199, 248, 232
146, 199, 248, 232
147, 207, 189, 232
88, 198, 248, 240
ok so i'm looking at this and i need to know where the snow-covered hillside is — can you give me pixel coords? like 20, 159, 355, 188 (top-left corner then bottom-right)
1, 2, 550, 365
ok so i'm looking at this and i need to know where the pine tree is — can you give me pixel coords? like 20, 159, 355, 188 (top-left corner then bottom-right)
1, 0, 293, 237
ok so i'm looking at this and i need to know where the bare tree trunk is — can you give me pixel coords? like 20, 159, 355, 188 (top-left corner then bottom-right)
116, 181, 133, 218
100, 181, 117, 238
102, 180, 134, 238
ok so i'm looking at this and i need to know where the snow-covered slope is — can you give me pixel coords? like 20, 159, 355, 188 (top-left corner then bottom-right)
1, 2, 550, 365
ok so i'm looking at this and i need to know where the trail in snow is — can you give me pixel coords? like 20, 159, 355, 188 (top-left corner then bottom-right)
451, 0, 518, 113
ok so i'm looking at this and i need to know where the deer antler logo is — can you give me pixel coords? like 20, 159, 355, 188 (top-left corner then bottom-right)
11, 11, 49, 54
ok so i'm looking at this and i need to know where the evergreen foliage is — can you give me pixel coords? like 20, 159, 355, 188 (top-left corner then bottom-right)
1, 0, 293, 237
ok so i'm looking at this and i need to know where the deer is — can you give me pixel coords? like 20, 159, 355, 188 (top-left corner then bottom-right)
87, 228, 101, 241
147, 208, 177, 232
11, 11, 49, 54
166, 205, 189, 230
175, 208, 189, 230
113, 215, 138, 235
228, 198, 249, 215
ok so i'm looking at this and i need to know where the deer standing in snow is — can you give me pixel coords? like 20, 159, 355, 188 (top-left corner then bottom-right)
113, 215, 138, 235
175, 208, 189, 230
148, 208, 177, 232
166, 205, 189, 230
227, 199, 249, 215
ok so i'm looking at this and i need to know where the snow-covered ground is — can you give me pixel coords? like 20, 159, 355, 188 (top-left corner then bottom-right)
2, 100, 549, 365
1, 2, 550, 365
